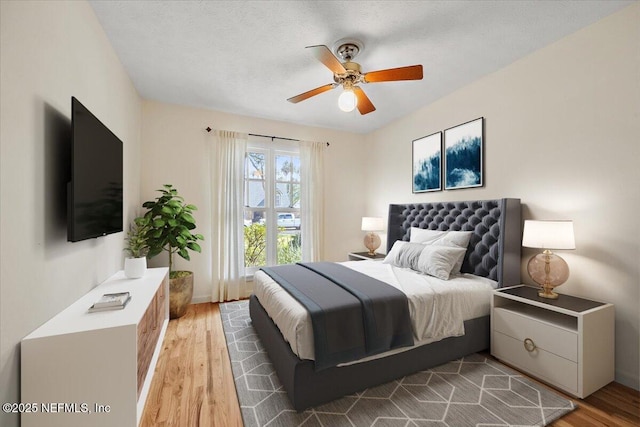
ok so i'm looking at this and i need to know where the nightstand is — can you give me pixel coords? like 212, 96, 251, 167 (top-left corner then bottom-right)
348, 251, 386, 261
491, 285, 614, 398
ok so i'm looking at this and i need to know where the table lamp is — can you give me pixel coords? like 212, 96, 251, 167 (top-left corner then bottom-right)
522, 220, 575, 299
361, 217, 384, 256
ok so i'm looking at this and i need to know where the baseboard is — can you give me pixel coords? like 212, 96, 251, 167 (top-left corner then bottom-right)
191, 295, 212, 304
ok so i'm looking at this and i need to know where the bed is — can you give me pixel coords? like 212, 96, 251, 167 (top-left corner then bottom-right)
249, 198, 521, 410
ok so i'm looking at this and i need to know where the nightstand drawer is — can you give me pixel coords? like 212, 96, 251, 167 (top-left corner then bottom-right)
493, 331, 578, 394
493, 306, 578, 362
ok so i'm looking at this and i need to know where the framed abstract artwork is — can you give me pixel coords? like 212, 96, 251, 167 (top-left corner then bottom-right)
444, 117, 484, 190
412, 132, 442, 193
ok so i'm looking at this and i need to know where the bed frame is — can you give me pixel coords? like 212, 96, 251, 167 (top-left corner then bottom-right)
249, 198, 521, 410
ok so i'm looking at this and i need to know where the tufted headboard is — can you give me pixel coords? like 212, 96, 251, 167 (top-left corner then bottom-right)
386, 198, 521, 287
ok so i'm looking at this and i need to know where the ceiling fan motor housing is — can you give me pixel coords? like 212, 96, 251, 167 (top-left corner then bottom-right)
333, 61, 363, 86
332, 39, 365, 86
336, 43, 360, 61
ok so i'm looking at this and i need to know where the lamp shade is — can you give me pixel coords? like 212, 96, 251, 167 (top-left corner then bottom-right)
361, 217, 384, 232
522, 220, 575, 250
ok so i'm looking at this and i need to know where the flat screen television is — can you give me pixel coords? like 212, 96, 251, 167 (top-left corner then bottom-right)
68, 97, 123, 242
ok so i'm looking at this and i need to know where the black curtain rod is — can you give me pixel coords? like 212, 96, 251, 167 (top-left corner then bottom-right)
206, 127, 329, 146
249, 133, 299, 141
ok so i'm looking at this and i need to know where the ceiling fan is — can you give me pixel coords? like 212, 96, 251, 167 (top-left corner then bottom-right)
287, 40, 423, 115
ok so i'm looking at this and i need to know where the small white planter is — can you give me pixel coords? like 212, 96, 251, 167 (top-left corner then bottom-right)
124, 257, 147, 279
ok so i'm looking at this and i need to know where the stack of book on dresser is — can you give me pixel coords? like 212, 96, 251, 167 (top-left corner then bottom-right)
88, 291, 131, 313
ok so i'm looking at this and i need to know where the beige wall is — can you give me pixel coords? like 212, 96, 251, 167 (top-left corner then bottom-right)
0, 2, 142, 426
365, 4, 640, 388
141, 100, 367, 302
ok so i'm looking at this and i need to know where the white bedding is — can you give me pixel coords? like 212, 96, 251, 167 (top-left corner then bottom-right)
253, 260, 497, 364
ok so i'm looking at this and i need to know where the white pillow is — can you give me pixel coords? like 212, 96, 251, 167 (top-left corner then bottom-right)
409, 227, 473, 274
410, 227, 473, 247
383, 241, 423, 270
417, 245, 467, 280
382, 240, 402, 264
383, 240, 467, 280
409, 228, 447, 245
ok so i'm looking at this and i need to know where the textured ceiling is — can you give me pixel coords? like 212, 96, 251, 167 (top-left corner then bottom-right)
89, 1, 632, 134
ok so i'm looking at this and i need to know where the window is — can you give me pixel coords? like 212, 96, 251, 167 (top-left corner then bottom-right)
243, 140, 301, 274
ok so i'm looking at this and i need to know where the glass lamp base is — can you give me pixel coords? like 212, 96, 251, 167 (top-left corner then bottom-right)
364, 232, 381, 256
527, 251, 569, 299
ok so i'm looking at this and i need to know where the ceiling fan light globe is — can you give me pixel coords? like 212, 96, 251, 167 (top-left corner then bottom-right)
338, 89, 358, 112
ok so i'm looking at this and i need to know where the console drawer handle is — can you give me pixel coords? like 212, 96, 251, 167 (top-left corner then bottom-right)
524, 338, 537, 352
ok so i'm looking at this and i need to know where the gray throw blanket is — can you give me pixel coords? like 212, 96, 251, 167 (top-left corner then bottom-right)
260, 262, 414, 371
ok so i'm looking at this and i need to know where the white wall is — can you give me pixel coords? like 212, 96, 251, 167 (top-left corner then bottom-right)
0, 2, 142, 426
141, 100, 367, 302
364, 4, 640, 389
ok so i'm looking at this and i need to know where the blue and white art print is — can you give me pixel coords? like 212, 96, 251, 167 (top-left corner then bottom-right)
412, 132, 442, 193
444, 118, 483, 190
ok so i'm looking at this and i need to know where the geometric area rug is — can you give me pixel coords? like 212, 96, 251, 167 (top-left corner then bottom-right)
220, 300, 576, 427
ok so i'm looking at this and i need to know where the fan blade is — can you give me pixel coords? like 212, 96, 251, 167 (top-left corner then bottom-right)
353, 86, 376, 115
287, 83, 337, 103
306, 45, 347, 75
364, 65, 423, 83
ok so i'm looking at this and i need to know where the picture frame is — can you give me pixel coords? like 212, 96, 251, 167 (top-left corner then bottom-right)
412, 131, 442, 193
444, 117, 484, 190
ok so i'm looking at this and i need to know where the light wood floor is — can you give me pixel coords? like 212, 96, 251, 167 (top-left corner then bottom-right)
141, 302, 639, 427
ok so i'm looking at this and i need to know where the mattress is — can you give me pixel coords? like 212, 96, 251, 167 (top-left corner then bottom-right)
253, 260, 497, 364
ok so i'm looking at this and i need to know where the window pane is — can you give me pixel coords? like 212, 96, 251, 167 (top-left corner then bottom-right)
291, 156, 301, 182
275, 183, 300, 209
275, 183, 290, 208
244, 210, 266, 267
245, 152, 265, 179
246, 181, 266, 208
275, 155, 291, 181
275, 211, 301, 229
277, 228, 301, 265
291, 183, 300, 208
243, 210, 265, 227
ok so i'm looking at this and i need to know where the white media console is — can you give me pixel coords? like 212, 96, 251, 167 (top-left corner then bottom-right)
21, 267, 169, 427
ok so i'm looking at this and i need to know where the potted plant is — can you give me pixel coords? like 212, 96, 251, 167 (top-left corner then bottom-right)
123, 218, 150, 278
138, 184, 203, 319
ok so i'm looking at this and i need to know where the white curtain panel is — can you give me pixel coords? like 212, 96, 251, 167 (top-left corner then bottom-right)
210, 130, 248, 302
300, 141, 325, 261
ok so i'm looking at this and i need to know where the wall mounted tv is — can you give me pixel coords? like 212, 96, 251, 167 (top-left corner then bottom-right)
68, 97, 123, 242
